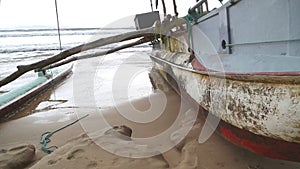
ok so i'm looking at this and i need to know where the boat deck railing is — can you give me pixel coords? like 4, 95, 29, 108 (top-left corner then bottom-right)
188, 0, 209, 20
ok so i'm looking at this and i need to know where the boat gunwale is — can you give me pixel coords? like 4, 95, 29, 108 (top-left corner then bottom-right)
150, 51, 300, 84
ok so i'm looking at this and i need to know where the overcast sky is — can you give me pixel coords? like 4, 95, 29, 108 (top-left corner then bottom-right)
0, 0, 225, 29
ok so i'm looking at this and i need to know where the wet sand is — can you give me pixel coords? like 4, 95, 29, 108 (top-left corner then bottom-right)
0, 54, 300, 169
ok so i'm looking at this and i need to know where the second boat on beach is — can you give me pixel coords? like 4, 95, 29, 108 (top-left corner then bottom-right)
0, 64, 72, 119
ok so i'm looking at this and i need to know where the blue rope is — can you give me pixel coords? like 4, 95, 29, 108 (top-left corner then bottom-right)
40, 114, 89, 154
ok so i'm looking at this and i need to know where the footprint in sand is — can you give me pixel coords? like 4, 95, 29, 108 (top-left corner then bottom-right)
0, 144, 35, 169
66, 149, 85, 160
104, 125, 133, 141
47, 159, 57, 165
47, 157, 63, 165
86, 161, 98, 168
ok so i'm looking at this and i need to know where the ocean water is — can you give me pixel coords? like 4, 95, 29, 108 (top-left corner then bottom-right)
0, 27, 153, 120
0, 28, 152, 92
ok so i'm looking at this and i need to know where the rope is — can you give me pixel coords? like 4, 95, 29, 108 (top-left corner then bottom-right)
40, 114, 89, 154
54, 0, 62, 51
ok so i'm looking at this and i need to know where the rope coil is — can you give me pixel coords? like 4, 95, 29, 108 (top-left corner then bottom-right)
40, 114, 89, 154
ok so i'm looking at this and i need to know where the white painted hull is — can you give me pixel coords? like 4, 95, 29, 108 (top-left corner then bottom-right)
151, 50, 300, 143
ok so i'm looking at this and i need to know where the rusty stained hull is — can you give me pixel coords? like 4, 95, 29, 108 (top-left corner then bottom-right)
150, 50, 300, 162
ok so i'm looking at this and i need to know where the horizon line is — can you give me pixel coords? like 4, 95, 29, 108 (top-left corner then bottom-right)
0, 26, 136, 32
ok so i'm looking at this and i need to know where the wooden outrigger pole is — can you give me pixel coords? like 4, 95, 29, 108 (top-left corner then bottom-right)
44, 37, 153, 70
0, 18, 186, 88
0, 28, 154, 88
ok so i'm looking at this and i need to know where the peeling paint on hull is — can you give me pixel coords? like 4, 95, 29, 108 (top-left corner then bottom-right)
150, 50, 300, 162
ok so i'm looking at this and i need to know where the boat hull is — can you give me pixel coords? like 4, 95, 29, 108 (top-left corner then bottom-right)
150, 51, 300, 162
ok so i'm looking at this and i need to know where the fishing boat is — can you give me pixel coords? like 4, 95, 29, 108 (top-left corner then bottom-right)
0, 64, 72, 119
140, 0, 300, 162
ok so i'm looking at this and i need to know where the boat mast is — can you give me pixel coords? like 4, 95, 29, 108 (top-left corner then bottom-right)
54, 0, 62, 51
161, 0, 167, 16
149, 0, 154, 12
172, 0, 178, 16
155, 0, 167, 16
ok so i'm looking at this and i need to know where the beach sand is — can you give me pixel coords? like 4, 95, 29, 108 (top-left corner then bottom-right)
0, 56, 299, 169
1, 93, 300, 169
